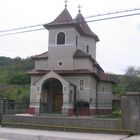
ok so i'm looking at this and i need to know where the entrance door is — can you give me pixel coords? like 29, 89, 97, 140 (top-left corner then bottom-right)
53, 94, 63, 112
42, 78, 63, 113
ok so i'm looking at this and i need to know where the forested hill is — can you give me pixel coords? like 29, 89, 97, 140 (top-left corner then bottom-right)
0, 56, 34, 84
0, 56, 34, 102
0, 56, 34, 71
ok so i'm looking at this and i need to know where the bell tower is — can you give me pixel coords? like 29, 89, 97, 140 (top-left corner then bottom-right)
43, 3, 99, 70
43, 7, 79, 70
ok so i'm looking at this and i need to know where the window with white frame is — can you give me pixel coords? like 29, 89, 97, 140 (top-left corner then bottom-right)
58, 61, 63, 67
57, 32, 65, 45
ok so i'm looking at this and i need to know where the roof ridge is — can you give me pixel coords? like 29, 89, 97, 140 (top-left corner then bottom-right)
73, 49, 96, 64
32, 51, 48, 59
73, 49, 90, 57
74, 13, 99, 41
44, 8, 75, 28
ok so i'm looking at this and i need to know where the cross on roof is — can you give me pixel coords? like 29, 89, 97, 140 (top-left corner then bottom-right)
78, 4, 82, 13
64, 0, 68, 8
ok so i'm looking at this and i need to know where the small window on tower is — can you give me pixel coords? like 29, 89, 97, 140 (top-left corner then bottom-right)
57, 32, 65, 45
58, 61, 63, 67
86, 45, 89, 53
76, 35, 78, 47
80, 80, 84, 90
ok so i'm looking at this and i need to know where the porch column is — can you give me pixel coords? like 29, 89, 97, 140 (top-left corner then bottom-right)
29, 86, 41, 116
62, 85, 70, 115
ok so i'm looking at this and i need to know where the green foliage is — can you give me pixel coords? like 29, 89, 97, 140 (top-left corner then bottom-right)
0, 57, 13, 65
126, 66, 140, 77
0, 84, 30, 103
7, 73, 30, 85
0, 56, 33, 103
112, 75, 126, 96
112, 109, 121, 118
0, 56, 33, 84
112, 66, 140, 96
0, 56, 34, 71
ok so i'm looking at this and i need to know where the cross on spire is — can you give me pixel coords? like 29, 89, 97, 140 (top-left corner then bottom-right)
78, 4, 82, 13
64, 0, 68, 8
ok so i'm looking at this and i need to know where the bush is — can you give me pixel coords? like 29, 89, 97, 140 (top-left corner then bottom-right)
7, 73, 30, 85
0, 85, 30, 103
112, 110, 121, 118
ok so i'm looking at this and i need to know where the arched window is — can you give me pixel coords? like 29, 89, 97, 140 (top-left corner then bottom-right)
57, 32, 65, 45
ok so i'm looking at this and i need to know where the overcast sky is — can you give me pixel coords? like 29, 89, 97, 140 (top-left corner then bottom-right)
0, 0, 140, 74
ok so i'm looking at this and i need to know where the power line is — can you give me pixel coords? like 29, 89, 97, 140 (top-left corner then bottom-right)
85, 7, 140, 18
0, 24, 43, 33
0, 28, 45, 36
86, 12, 140, 23
0, 7, 140, 34
0, 8, 140, 36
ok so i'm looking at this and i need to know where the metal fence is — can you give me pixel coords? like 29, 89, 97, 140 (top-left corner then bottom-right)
0, 100, 120, 118
40, 100, 117, 117
0, 100, 29, 115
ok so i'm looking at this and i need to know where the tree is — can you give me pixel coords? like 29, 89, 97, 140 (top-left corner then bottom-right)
126, 66, 140, 77
125, 66, 140, 92
7, 73, 30, 85
113, 66, 140, 96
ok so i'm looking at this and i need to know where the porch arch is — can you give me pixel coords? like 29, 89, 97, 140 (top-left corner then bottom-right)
41, 78, 63, 113
33, 71, 70, 115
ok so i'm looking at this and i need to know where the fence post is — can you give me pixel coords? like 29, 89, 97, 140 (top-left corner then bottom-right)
96, 82, 99, 117
39, 99, 41, 116
121, 92, 140, 134
75, 101, 78, 117
3, 97, 6, 115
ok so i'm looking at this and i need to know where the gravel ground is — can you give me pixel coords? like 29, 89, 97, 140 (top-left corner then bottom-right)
0, 127, 138, 140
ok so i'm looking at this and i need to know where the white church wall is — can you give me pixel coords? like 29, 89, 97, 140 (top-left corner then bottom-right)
48, 27, 80, 46
90, 77, 97, 101
47, 27, 81, 70
97, 82, 113, 108
30, 76, 42, 86
79, 36, 96, 59
29, 79, 42, 115
30, 76, 43, 111
35, 59, 48, 70
48, 46, 76, 70
63, 75, 91, 102
98, 82, 113, 93
93, 66, 98, 74
73, 58, 93, 71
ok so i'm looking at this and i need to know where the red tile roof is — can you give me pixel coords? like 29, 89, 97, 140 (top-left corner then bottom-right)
30, 49, 115, 83
27, 68, 115, 83
32, 51, 48, 60
43, 8, 99, 42
44, 8, 75, 29
74, 13, 99, 41
26, 69, 99, 80
98, 70, 116, 84
73, 49, 96, 63
73, 49, 89, 57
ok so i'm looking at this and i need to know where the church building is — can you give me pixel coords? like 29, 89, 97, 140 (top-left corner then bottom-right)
27, 5, 115, 116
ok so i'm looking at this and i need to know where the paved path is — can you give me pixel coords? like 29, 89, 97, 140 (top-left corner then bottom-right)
0, 127, 138, 140
125, 136, 140, 140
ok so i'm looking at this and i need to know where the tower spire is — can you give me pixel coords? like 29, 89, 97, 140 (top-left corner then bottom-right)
64, 0, 68, 8
78, 4, 82, 13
